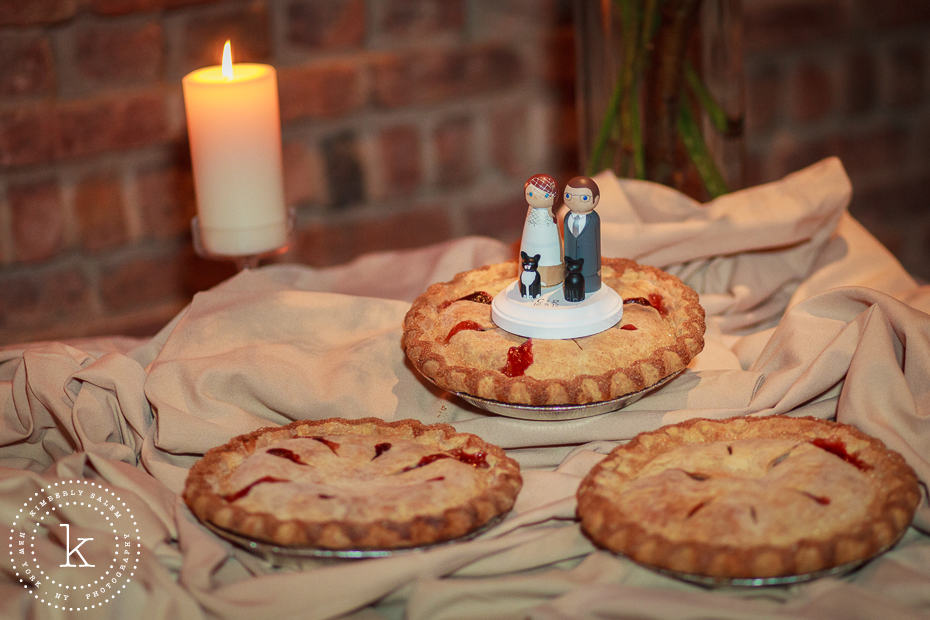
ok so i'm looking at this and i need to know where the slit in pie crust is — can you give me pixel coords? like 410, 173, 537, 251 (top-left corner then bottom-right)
184, 417, 522, 550
576, 416, 921, 579
402, 258, 705, 406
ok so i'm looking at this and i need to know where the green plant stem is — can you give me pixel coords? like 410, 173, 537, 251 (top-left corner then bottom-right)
684, 60, 728, 133
643, 0, 703, 186
585, 0, 735, 200
630, 0, 659, 179
585, 77, 623, 177
677, 100, 729, 197
617, 0, 640, 177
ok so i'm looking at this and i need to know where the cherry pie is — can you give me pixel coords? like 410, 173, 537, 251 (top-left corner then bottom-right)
184, 417, 522, 549
576, 416, 921, 579
402, 258, 705, 405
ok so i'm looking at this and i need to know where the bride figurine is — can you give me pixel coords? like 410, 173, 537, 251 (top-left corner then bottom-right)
520, 174, 563, 289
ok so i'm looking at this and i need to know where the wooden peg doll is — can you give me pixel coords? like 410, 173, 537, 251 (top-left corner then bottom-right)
520, 174, 563, 288
562, 175, 601, 299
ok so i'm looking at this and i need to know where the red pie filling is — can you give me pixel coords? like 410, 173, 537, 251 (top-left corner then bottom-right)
624, 293, 668, 317
266, 448, 308, 465
439, 290, 493, 309
811, 438, 872, 471
501, 339, 533, 377
402, 448, 490, 472
444, 320, 486, 343
223, 476, 289, 502
300, 436, 340, 454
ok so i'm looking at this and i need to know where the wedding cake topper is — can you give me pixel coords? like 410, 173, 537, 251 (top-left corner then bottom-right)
491, 173, 622, 339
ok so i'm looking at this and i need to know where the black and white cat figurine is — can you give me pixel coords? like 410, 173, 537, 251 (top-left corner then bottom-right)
519, 251, 542, 299
563, 255, 585, 302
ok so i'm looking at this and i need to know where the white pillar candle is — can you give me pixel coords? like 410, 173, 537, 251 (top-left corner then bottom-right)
182, 41, 287, 256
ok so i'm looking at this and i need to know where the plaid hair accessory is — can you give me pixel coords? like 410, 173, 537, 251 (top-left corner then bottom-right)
525, 173, 558, 195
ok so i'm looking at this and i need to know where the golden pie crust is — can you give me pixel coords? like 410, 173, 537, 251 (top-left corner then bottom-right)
184, 417, 522, 549
576, 416, 921, 579
402, 258, 705, 405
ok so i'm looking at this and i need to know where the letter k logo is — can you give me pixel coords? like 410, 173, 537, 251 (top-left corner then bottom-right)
59, 524, 95, 568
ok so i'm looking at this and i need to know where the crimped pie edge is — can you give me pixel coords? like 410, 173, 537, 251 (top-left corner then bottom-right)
183, 417, 523, 549
575, 415, 922, 579
401, 258, 706, 406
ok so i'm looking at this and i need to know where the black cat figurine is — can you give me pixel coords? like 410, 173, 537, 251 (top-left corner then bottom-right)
563, 256, 585, 302
519, 251, 542, 299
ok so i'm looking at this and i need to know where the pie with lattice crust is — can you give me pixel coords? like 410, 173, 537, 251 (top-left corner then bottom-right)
576, 416, 921, 579
402, 258, 705, 405
184, 417, 522, 549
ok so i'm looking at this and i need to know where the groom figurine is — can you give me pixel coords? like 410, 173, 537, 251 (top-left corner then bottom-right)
562, 176, 601, 299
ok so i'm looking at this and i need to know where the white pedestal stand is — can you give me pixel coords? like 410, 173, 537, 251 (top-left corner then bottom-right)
491, 281, 623, 339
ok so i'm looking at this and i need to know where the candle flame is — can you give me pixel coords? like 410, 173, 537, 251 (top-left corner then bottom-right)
221, 40, 233, 79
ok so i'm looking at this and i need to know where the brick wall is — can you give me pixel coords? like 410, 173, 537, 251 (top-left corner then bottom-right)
1, 0, 928, 346
742, 0, 930, 280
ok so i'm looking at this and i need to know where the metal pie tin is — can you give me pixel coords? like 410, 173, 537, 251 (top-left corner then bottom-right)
451, 370, 684, 420
202, 513, 506, 564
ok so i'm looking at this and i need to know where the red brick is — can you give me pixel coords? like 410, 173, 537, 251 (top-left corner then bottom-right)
855, 0, 930, 29
0, 265, 91, 334
286, 0, 365, 50
843, 49, 878, 116
0, 105, 57, 167
741, 147, 770, 187
74, 174, 129, 252
88, 0, 170, 14
88, 0, 212, 15
551, 100, 580, 173
0, 33, 54, 97
183, 246, 238, 295
849, 176, 930, 272
886, 43, 925, 108
490, 104, 529, 179
378, 124, 421, 197
374, 0, 465, 39
790, 61, 834, 123
295, 208, 452, 266
72, 21, 163, 88
278, 60, 366, 121
370, 44, 523, 108
470, 0, 568, 41
0, 0, 78, 26
743, 0, 850, 53
98, 252, 186, 312
538, 28, 576, 93
55, 91, 170, 160
321, 131, 365, 207
180, 3, 271, 72
464, 195, 525, 243
282, 141, 326, 207
433, 115, 475, 187
767, 132, 833, 179
836, 123, 910, 180
745, 62, 785, 134
920, 114, 930, 164
136, 163, 196, 239
9, 178, 65, 262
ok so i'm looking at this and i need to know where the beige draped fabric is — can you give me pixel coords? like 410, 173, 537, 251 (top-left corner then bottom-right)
1, 157, 927, 619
